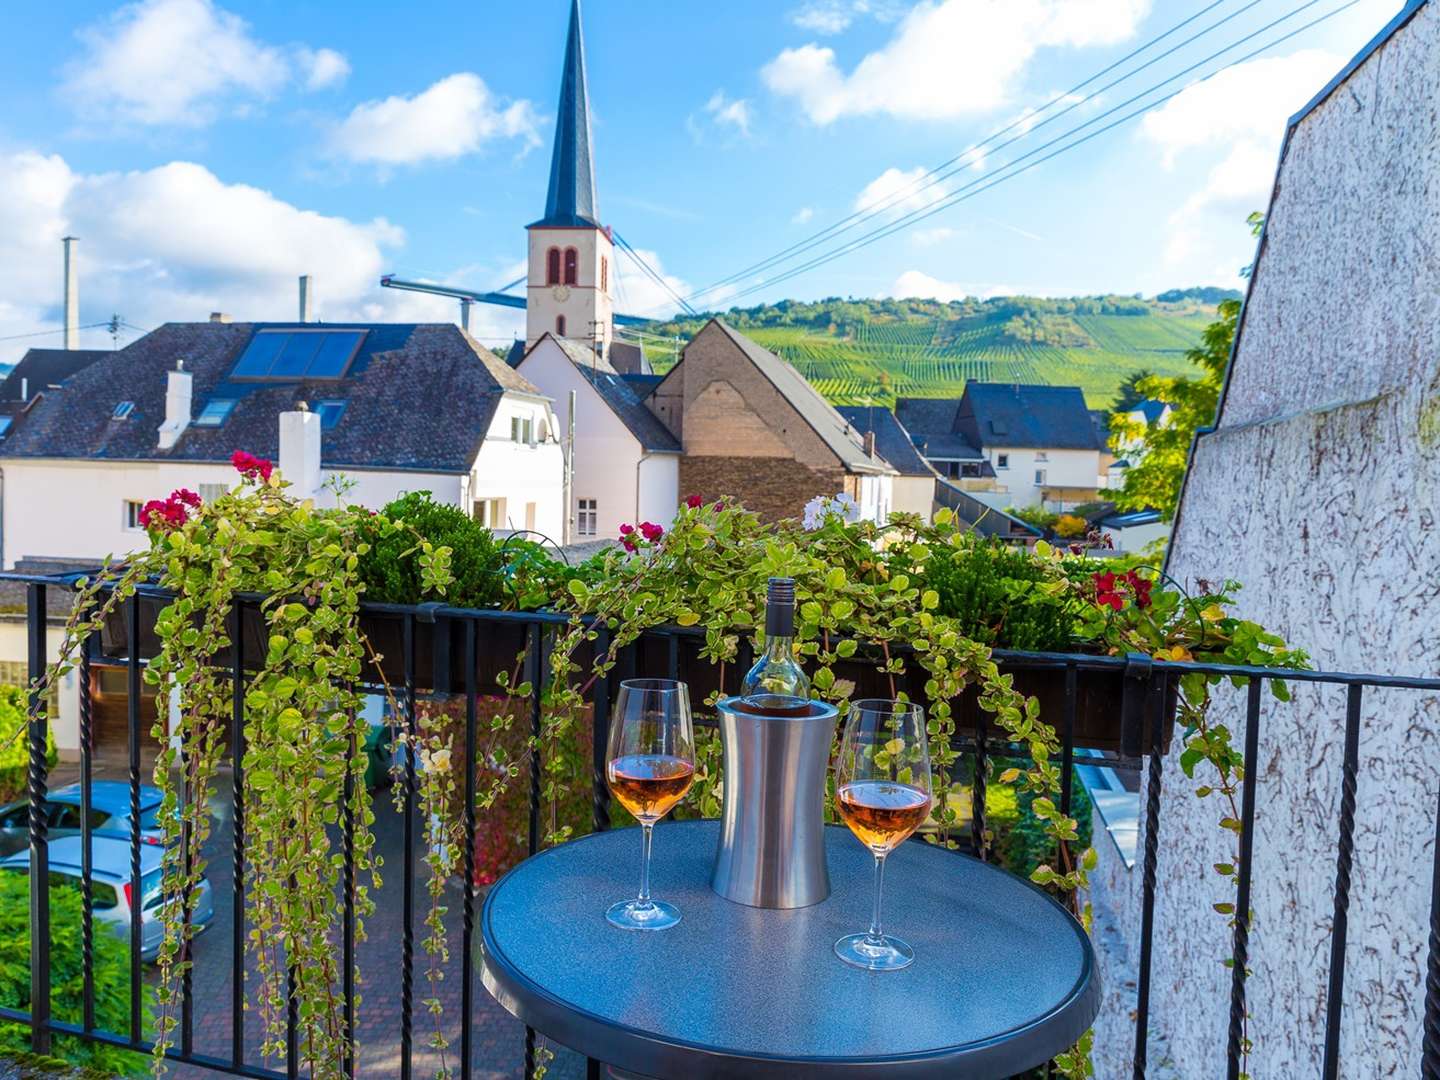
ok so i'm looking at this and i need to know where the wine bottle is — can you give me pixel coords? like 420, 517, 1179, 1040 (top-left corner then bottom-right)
739, 577, 811, 712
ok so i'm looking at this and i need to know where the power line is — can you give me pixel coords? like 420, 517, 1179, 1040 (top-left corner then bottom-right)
612, 231, 698, 317
0, 322, 113, 344
685, 0, 1256, 305
716, 0, 1355, 307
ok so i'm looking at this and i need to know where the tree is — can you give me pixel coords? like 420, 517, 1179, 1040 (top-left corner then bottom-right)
1108, 299, 1236, 520
1111, 369, 1156, 412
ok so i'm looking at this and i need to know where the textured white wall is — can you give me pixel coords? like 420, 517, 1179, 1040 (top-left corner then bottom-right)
1095, 7, 1440, 1076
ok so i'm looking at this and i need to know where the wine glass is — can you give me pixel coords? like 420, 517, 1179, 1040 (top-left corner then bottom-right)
605, 679, 696, 930
833, 699, 934, 971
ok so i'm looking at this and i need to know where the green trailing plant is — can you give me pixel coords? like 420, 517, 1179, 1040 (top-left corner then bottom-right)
0, 685, 56, 802
37, 456, 456, 1079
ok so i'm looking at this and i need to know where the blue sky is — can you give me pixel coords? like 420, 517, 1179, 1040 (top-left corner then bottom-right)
0, 0, 1404, 361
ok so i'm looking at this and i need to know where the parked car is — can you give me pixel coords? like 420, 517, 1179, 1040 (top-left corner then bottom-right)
0, 781, 164, 857
0, 834, 214, 962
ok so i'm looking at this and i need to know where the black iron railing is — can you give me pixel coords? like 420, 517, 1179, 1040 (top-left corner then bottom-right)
2, 573, 1439, 1080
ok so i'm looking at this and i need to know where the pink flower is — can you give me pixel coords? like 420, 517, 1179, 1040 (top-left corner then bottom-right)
618, 523, 637, 552
231, 450, 274, 482
139, 495, 190, 532
639, 521, 664, 542
172, 488, 202, 508
685, 494, 703, 509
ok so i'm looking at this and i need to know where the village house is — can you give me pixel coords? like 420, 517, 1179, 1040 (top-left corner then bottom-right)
898, 382, 1107, 510
834, 405, 937, 521
0, 319, 566, 569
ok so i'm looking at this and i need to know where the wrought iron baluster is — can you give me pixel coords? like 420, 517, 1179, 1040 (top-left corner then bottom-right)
461, 620, 478, 1080
1132, 674, 1166, 1080
127, 595, 142, 1045
1226, 678, 1264, 1080
592, 626, 612, 833
1321, 684, 1362, 1079
79, 645, 95, 1033
27, 583, 51, 1055
342, 689, 357, 1080
230, 603, 247, 1068
972, 713, 988, 860
401, 615, 416, 1080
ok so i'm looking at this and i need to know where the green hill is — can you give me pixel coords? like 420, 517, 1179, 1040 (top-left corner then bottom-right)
636, 292, 1237, 408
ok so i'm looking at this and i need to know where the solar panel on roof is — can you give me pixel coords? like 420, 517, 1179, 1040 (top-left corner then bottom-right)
232, 330, 366, 381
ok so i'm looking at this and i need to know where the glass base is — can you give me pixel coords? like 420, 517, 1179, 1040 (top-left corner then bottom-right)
606, 898, 681, 931
834, 932, 914, 971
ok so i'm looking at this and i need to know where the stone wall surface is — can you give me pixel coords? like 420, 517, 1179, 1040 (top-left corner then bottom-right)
680, 455, 847, 522
1114, 6, 1440, 1078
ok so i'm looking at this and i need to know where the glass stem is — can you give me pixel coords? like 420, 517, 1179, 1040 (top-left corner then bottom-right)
868, 854, 886, 944
637, 823, 654, 908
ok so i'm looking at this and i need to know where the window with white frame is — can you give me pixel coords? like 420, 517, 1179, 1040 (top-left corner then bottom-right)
510, 416, 535, 444
123, 500, 145, 530
473, 498, 507, 529
198, 483, 229, 504
577, 498, 597, 537
996, 453, 1009, 469
1035, 468, 1047, 486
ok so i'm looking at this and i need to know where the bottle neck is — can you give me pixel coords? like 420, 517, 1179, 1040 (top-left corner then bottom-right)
764, 633, 795, 662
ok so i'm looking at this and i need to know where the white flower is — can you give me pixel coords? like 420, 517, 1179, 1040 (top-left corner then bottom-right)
803, 492, 862, 531
429, 747, 452, 773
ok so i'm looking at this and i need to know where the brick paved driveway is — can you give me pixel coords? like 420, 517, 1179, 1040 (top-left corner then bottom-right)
44, 761, 587, 1080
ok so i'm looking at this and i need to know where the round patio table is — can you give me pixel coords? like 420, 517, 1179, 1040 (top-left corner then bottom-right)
480, 820, 1099, 1080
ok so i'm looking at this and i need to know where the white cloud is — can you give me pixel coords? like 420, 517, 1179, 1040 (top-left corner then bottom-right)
328, 73, 541, 167
789, 0, 902, 35
764, 0, 1150, 124
62, 0, 350, 126
1142, 50, 1340, 280
0, 150, 493, 364
1140, 49, 1340, 167
299, 47, 351, 91
613, 247, 696, 320
911, 227, 956, 247
705, 91, 753, 137
792, 206, 816, 225
888, 270, 1011, 302
854, 166, 947, 217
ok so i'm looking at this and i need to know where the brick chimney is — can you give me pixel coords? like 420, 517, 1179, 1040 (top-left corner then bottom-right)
279, 403, 321, 500
157, 361, 192, 449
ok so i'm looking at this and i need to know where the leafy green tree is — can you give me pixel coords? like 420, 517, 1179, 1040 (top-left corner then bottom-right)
1111, 368, 1155, 412
1108, 299, 1237, 520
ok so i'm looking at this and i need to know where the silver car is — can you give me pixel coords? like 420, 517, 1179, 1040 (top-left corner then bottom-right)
0, 782, 164, 857
1, 834, 215, 962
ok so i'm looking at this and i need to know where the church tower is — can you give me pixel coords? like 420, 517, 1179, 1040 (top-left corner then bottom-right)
527, 0, 615, 358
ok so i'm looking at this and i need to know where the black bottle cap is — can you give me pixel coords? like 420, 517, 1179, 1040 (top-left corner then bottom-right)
766, 577, 795, 637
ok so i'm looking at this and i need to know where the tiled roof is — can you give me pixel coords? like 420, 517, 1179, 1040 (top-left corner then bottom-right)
545, 335, 680, 452
958, 383, 1104, 451
0, 322, 545, 475
609, 341, 651, 376
1, 349, 110, 401
707, 320, 893, 474
893, 398, 984, 460
834, 406, 935, 477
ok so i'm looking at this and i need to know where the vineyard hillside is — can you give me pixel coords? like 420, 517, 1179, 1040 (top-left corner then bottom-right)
634, 291, 1237, 408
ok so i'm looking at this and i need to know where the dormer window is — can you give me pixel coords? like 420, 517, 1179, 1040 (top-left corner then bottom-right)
546, 247, 561, 286
113, 401, 135, 420
563, 247, 578, 286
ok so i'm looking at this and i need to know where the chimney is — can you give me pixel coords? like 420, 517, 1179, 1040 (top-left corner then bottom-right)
298, 275, 315, 323
209, 312, 232, 324
19, 378, 28, 402
157, 360, 193, 449
279, 404, 321, 501
863, 430, 877, 458
62, 237, 79, 350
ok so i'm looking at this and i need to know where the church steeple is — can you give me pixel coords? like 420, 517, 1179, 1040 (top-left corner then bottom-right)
525, 0, 614, 354
535, 0, 599, 228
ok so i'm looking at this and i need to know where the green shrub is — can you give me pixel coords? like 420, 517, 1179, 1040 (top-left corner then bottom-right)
922, 538, 1077, 651
0, 686, 56, 804
359, 492, 505, 609
0, 870, 149, 1075
986, 768, 1095, 881
1007, 505, 1059, 530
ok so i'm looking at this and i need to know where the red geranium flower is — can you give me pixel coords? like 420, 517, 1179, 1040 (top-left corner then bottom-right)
1092, 571, 1124, 611
172, 488, 202, 508
639, 521, 664, 542
685, 494, 703, 509
231, 450, 274, 482
138, 494, 190, 532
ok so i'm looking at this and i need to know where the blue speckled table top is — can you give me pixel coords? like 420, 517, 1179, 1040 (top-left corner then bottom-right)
481, 820, 1099, 1079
